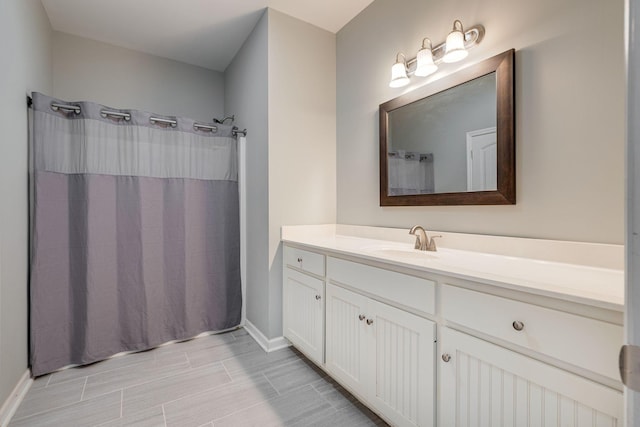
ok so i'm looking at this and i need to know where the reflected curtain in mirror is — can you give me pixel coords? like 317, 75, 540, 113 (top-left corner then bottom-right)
388, 151, 434, 195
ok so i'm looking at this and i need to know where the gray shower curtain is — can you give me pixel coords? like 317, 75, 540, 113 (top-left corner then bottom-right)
29, 92, 242, 376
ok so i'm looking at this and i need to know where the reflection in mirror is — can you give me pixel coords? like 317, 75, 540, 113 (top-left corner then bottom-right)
380, 49, 515, 206
388, 73, 496, 195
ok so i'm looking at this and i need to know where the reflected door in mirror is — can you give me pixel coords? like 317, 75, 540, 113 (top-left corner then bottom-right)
466, 127, 497, 191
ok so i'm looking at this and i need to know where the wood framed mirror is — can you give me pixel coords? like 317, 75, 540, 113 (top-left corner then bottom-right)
379, 49, 515, 206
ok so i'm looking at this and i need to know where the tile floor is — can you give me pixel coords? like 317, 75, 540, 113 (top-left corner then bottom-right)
9, 328, 388, 427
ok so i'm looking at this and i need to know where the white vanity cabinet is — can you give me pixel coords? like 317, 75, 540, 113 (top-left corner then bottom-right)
439, 285, 623, 426
325, 258, 436, 427
281, 233, 624, 427
282, 246, 325, 364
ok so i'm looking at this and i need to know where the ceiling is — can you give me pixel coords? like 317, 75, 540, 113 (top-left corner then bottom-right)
40, 0, 374, 72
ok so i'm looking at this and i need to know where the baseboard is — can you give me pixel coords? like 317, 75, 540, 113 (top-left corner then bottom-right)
0, 370, 32, 427
243, 320, 290, 352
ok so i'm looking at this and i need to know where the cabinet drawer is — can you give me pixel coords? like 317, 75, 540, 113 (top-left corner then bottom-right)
328, 257, 435, 316
441, 284, 622, 381
284, 245, 325, 277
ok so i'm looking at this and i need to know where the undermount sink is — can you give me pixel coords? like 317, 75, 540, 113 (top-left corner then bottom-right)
368, 247, 438, 261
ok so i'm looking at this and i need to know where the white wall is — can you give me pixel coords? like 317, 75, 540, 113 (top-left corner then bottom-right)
225, 9, 336, 340
225, 11, 271, 337
0, 0, 52, 406
52, 32, 225, 123
337, 0, 625, 244
267, 9, 337, 338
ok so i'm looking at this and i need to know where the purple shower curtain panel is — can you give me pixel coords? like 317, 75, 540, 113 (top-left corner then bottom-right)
29, 93, 242, 376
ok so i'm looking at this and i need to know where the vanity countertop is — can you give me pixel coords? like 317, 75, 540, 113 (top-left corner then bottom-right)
281, 225, 624, 312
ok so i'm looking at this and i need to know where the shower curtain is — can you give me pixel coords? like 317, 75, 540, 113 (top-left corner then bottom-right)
388, 151, 435, 195
29, 92, 242, 376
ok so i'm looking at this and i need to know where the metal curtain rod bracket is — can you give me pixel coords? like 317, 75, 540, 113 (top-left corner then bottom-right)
150, 116, 177, 128
27, 96, 33, 108
51, 102, 81, 114
232, 127, 247, 137
101, 110, 131, 121
194, 123, 218, 132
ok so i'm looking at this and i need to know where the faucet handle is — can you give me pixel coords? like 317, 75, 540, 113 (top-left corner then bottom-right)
427, 235, 442, 252
413, 236, 422, 250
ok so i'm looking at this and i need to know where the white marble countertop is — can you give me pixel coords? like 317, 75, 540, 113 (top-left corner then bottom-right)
282, 225, 624, 312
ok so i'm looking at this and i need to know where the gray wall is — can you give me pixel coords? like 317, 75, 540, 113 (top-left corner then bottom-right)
52, 32, 225, 123
0, 0, 52, 406
225, 9, 336, 340
267, 9, 336, 338
224, 11, 271, 338
337, 0, 625, 244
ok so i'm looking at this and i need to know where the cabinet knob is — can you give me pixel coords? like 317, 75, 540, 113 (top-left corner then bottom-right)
442, 353, 451, 363
512, 320, 525, 331
315, 295, 321, 300
366, 318, 374, 325
297, 257, 303, 263
358, 314, 366, 321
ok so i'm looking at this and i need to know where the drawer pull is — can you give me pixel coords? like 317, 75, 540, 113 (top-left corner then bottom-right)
366, 318, 374, 325
297, 257, 303, 263
315, 295, 321, 300
512, 320, 525, 331
358, 314, 366, 321
442, 353, 451, 363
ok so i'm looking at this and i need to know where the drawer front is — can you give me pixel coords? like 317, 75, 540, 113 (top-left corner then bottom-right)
441, 284, 622, 381
327, 257, 435, 316
284, 245, 325, 277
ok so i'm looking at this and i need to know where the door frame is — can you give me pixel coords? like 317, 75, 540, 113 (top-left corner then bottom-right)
466, 126, 497, 191
626, 0, 640, 424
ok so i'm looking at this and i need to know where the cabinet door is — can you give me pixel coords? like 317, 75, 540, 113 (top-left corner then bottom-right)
283, 268, 324, 364
439, 327, 622, 427
367, 299, 436, 427
325, 283, 368, 394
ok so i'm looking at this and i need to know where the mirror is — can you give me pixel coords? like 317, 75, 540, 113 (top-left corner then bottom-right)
380, 49, 515, 206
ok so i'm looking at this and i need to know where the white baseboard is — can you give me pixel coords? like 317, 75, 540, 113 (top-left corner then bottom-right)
243, 320, 290, 352
0, 370, 32, 427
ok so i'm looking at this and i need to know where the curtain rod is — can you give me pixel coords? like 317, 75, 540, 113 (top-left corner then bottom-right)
26, 96, 248, 137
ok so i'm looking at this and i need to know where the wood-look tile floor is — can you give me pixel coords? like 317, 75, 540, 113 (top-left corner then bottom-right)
10, 328, 388, 427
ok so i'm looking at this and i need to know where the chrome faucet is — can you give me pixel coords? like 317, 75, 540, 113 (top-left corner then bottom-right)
409, 225, 441, 252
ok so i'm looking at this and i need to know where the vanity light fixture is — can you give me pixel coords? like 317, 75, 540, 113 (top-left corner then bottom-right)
389, 20, 484, 88
389, 53, 410, 88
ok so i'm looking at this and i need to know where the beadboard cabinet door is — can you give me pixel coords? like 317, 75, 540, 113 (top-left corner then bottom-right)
367, 298, 435, 427
326, 283, 436, 427
325, 284, 368, 393
439, 327, 622, 427
283, 268, 325, 364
